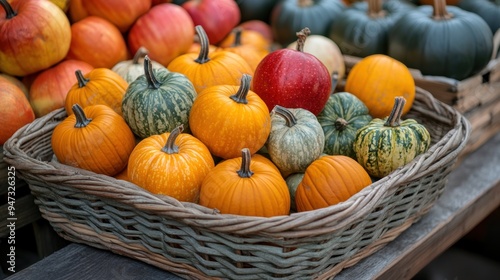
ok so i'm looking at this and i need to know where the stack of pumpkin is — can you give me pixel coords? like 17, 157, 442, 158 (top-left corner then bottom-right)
1, 0, 433, 218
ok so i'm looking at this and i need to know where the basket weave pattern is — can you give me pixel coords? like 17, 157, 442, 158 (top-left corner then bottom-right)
3, 88, 470, 279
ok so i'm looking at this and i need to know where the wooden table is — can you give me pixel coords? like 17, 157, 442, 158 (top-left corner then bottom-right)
5, 132, 500, 280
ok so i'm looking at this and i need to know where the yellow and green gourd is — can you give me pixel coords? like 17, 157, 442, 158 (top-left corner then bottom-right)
353, 96, 431, 178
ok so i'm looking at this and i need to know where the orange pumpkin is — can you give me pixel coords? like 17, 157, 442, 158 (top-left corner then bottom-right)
167, 25, 253, 94
51, 104, 136, 176
295, 155, 372, 212
127, 125, 214, 203
345, 54, 415, 118
189, 74, 271, 159
0, 76, 35, 145
64, 68, 128, 116
217, 27, 269, 72
218, 27, 271, 52
199, 148, 290, 217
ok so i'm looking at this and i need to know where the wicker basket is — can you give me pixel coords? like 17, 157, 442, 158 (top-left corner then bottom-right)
3, 87, 470, 279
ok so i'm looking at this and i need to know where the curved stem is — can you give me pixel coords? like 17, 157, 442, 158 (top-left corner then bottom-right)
161, 125, 183, 154
367, 0, 385, 18
237, 148, 254, 178
0, 0, 17, 19
230, 74, 251, 104
132, 47, 149, 65
295, 27, 311, 52
144, 55, 161, 89
232, 27, 243, 47
334, 118, 348, 131
384, 97, 406, 127
72, 104, 92, 128
194, 25, 211, 64
432, 0, 453, 20
75, 70, 89, 88
272, 105, 297, 127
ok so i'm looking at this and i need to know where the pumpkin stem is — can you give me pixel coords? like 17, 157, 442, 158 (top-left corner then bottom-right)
144, 55, 161, 89
0, 0, 16, 19
194, 25, 211, 64
230, 74, 251, 104
298, 0, 314, 7
295, 27, 311, 52
384, 97, 406, 127
237, 148, 254, 178
75, 70, 89, 88
368, 0, 386, 18
133, 46, 149, 65
71, 104, 92, 128
232, 27, 243, 47
272, 105, 297, 127
335, 118, 349, 131
432, 0, 453, 20
161, 125, 183, 154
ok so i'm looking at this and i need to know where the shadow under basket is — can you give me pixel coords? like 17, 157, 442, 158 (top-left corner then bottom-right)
2, 88, 470, 279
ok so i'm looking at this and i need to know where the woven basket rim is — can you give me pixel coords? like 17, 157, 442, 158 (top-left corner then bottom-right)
2, 87, 471, 239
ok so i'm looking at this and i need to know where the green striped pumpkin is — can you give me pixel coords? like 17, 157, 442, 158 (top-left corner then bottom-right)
317, 91, 372, 158
267, 105, 325, 175
353, 96, 431, 178
122, 55, 196, 138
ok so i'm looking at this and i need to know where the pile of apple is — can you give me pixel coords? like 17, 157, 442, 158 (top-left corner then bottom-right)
0, 0, 347, 145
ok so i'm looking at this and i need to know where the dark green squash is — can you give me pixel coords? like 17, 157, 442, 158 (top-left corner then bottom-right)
458, 0, 500, 35
329, 0, 414, 57
353, 96, 431, 178
317, 92, 372, 159
122, 55, 197, 138
285, 172, 305, 212
270, 0, 345, 46
236, 0, 279, 23
388, 0, 493, 80
267, 105, 325, 175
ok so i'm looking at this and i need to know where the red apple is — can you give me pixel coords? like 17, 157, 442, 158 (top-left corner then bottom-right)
0, 76, 35, 145
29, 60, 94, 117
252, 28, 331, 115
128, 3, 194, 67
182, 0, 240, 45
66, 16, 129, 69
0, 0, 71, 76
82, 0, 151, 33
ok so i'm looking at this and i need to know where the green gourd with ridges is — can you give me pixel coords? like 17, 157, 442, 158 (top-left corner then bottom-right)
267, 105, 325, 175
122, 55, 196, 138
317, 91, 372, 159
353, 96, 430, 178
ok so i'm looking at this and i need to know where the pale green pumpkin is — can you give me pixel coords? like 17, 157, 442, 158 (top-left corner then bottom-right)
267, 105, 325, 175
354, 96, 430, 178
122, 55, 196, 138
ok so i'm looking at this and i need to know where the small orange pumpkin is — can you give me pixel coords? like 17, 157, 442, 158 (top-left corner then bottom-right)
295, 155, 372, 212
199, 148, 290, 217
189, 74, 271, 159
64, 68, 128, 116
218, 27, 271, 52
51, 104, 136, 176
127, 125, 214, 203
167, 25, 253, 94
345, 54, 415, 118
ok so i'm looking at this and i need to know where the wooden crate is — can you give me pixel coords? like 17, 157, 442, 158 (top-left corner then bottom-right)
341, 31, 500, 161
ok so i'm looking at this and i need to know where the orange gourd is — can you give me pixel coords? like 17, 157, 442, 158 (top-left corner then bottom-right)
51, 104, 136, 176
64, 68, 128, 116
189, 74, 271, 159
295, 155, 372, 212
218, 27, 271, 53
127, 125, 214, 203
199, 148, 290, 217
345, 54, 415, 118
217, 27, 269, 72
167, 25, 253, 94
